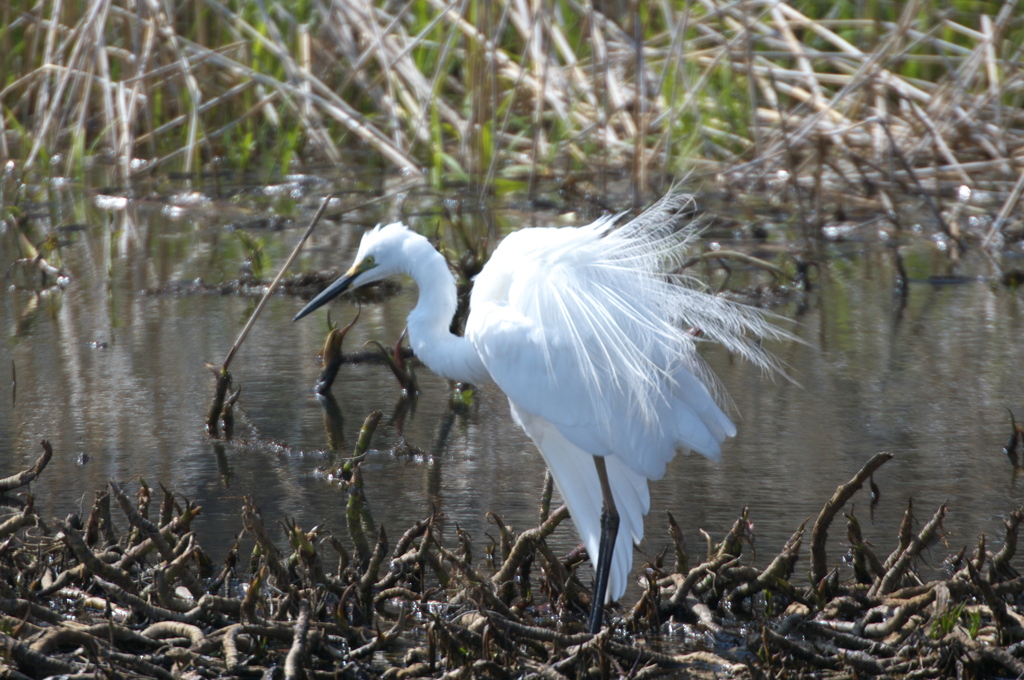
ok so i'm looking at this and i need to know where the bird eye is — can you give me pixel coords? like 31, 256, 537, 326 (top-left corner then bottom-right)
365, 256, 375, 266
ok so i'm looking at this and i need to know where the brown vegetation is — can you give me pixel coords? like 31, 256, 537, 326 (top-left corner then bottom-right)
3, 432, 1024, 679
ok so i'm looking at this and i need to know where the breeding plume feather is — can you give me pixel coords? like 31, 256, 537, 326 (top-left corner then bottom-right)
294, 194, 790, 632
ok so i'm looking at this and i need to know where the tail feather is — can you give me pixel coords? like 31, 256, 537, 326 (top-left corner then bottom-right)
510, 403, 649, 602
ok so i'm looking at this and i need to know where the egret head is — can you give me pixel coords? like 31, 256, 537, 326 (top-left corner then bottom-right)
293, 222, 409, 322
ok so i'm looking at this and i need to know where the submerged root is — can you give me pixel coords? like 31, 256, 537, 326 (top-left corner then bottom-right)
2, 450, 1024, 679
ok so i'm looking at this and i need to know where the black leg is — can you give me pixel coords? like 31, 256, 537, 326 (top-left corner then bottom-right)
589, 456, 619, 634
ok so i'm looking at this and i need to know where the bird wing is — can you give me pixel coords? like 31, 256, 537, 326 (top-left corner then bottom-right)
467, 223, 737, 483
470, 298, 732, 479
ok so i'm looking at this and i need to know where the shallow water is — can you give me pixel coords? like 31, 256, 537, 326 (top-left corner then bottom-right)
3, 183, 1024, 600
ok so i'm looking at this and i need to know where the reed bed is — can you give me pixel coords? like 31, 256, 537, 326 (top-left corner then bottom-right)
2, 1, 1023, 209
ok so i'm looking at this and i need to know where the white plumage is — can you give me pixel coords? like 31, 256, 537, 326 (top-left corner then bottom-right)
294, 195, 786, 624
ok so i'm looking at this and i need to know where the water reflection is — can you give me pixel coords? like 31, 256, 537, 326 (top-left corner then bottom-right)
2, 192, 1024, 601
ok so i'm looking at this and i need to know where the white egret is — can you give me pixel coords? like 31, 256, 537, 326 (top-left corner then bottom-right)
294, 195, 787, 633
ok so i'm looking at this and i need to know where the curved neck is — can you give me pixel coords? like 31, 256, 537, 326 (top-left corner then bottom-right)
401, 235, 489, 384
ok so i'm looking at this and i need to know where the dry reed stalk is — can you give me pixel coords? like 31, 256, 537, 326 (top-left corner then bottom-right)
3, 0, 1023, 223
330, 1, 410, 152
982, 165, 1024, 248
